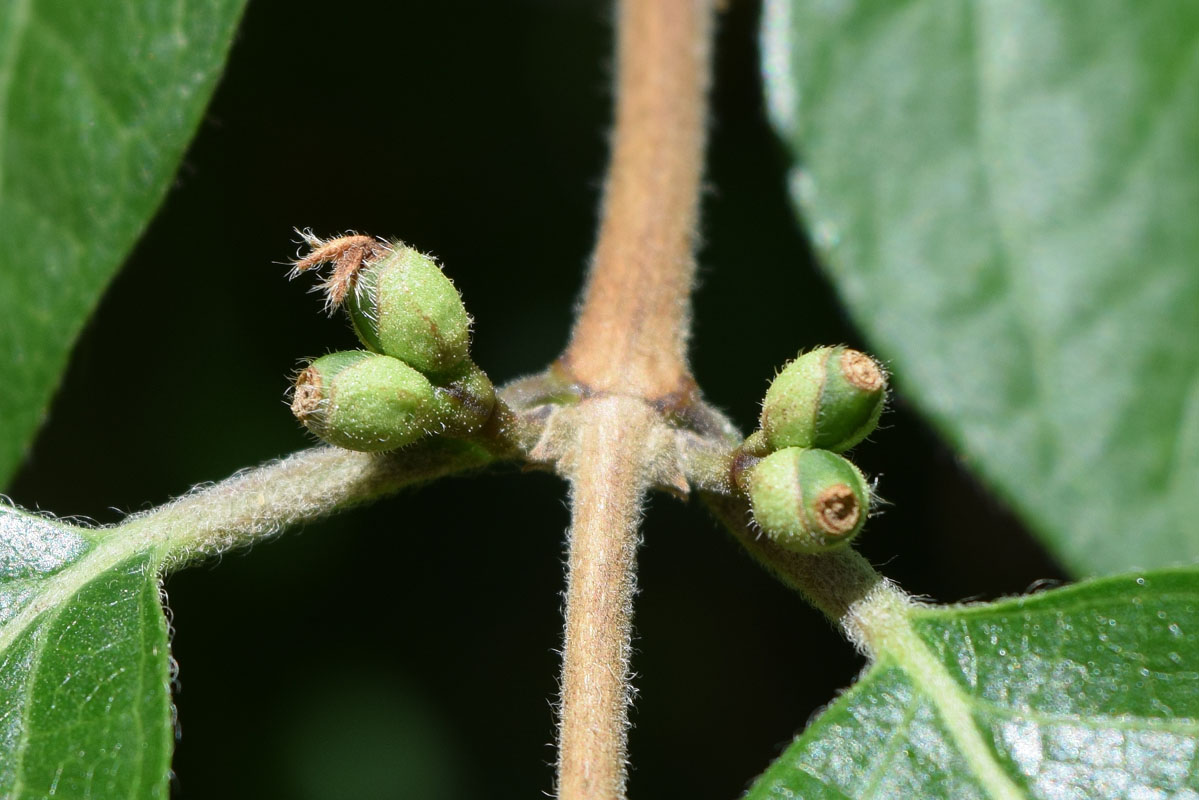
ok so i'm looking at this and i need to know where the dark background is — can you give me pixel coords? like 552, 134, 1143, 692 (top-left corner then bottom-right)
11, 1, 1064, 798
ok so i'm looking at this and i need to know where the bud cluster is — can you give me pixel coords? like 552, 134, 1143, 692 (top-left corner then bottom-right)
738, 346, 887, 553
289, 239, 494, 452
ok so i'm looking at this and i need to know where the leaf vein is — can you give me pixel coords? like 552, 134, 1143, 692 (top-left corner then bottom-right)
7, 601, 68, 799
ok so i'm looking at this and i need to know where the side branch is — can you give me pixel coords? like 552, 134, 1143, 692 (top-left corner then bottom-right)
703, 492, 893, 644
137, 440, 497, 570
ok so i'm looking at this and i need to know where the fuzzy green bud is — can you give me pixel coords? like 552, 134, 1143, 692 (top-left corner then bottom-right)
761, 346, 886, 453
346, 245, 472, 374
746, 447, 870, 553
291, 350, 436, 451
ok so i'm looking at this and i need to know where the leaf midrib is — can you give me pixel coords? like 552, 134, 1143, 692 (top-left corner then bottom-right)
878, 602, 1199, 800
866, 595, 1025, 800
0, 542, 163, 797
0, 529, 163, 662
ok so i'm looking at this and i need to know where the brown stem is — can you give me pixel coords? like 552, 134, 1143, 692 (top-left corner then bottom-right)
561, 0, 713, 400
554, 1, 715, 798
557, 397, 656, 800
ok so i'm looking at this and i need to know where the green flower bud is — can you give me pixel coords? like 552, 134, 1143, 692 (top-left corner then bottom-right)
345, 245, 472, 375
291, 350, 436, 451
761, 346, 886, 453
746, 447, 870, 553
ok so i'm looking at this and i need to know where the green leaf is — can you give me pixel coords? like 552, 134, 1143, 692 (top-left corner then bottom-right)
747, 570, 1199, 799
761, 0, 1199, 575
0, 0, 247, 486
0, 504, 172, 798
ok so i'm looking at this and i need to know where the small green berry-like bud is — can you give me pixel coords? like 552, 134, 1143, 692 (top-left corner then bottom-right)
746, 447, 870, 553
291, 350, 436, 451
346, 245, 472, 375
761, 346, 886, 453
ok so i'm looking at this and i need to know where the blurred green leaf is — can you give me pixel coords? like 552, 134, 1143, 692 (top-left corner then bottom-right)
0, 0, 246, 486
748, 569, 1199, 798
762, 0, 1199, 575
0, 505, 172, 798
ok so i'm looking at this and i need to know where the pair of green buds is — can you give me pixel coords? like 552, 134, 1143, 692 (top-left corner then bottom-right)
739, 346, 887, 554
290, 241, 494, 452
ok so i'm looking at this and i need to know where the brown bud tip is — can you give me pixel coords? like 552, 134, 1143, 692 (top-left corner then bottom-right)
289, 350, 437, 451
745, 447, 870, 553
291, 367, 323, 421
814, 483, 861, 536
841, 349, 883, 392
761, 346, 888, 453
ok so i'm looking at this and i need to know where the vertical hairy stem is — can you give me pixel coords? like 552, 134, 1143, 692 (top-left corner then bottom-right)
557, 397, 656, 800
555, 1, 715, 798
562, 0, 714, 399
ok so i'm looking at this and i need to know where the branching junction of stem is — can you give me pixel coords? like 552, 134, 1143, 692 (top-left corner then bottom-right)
2, 2, 918, 800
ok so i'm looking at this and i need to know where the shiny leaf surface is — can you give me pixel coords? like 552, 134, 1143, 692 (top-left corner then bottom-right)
0, 505, 172, 798
748, 570, 1199, 799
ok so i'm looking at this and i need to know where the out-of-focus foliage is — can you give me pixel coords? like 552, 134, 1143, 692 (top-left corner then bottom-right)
763, 0, 1199, 577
